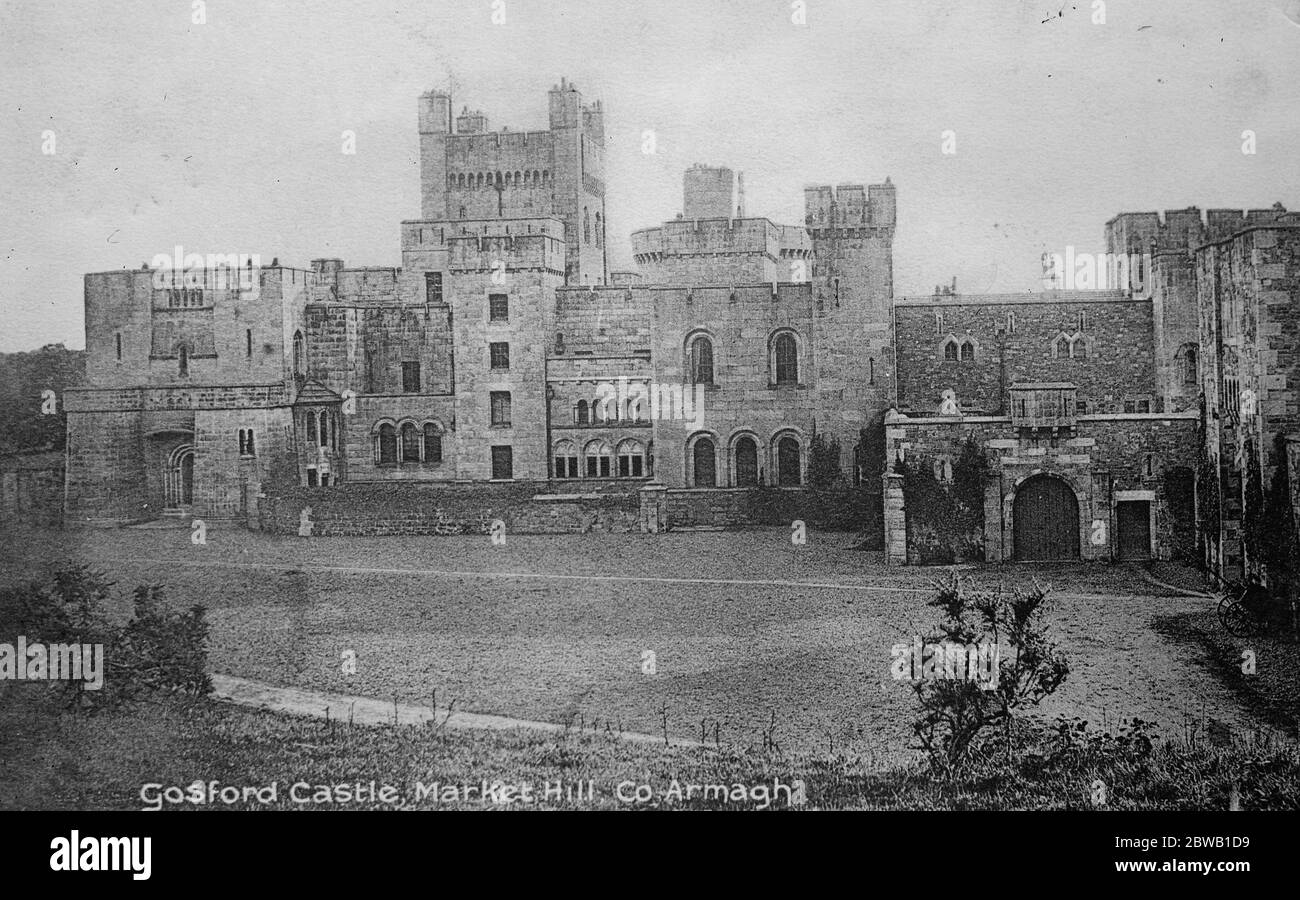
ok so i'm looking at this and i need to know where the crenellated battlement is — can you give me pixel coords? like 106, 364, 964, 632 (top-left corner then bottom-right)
804, 179, 895, 230
1106, 204, 1290, 256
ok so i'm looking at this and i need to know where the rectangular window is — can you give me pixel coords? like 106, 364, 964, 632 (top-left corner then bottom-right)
115, 333, 122, 360
489, 293, 509, 322
1124, 400, 1137, 414
1075, 400, 1088, 415
489, 342, 510, 369
1137, 399, 1150, 413
632, 457, 643, 477
490, 391, 511, 426
306, 469, 318, 487
491, 445, 513, 480
246, 329, 253, 358
401, 361, 421, 393
425, 271, 443, 304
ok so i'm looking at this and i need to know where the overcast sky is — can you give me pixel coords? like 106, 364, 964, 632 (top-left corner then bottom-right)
2, 0, 1297, 351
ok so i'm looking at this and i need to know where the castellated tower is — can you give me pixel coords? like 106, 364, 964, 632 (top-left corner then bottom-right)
804, 178, 897, 475
412, 79, 607, 286
683, 164, 735, 220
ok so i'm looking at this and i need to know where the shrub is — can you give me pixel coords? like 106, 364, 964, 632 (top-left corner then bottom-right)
909, 573, 1069, 775
0, 566, 211, 708
807, 433, 843, 487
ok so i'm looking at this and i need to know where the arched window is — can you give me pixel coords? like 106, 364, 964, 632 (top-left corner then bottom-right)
584, 440, 612, 478
1183, 346, 1198, 385
115, 333, 122, 360
424, 423, 443, 463
617, 439, 645, 478
960, 340, 976, 361
533, 169, 540, 183
377, 423, 397, 464
576, 399, 589, 425
401, 422, 420, 462
319, 411, 329, 446
690, 335, 714, 385
692, 438, 717, 487
777, 435, 801, 486
178, 345, 189, 377
246, 329, 253, 358
592, 396, 609, 424
363, 347, 377, 393
292, 331, 305, 377
583, 208, 591, 244
774, 333, 798, 384
553, 440, 578, 479
1072, 336, 1087, 359
734, 436, 759, 487
627, 391, 646, 423
944, 339, 959, 361
306, 411, 317, 446
595, 212, 603, 248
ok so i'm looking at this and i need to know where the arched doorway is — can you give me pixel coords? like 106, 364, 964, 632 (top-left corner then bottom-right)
165, 444, 195, 512
734, 436, 758, 486
692, 438, 716, 487
1013, 475, 1079, 560
776, 436, 801, 486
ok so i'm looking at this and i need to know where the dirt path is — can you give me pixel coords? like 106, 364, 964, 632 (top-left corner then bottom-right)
211, 673, 699, 747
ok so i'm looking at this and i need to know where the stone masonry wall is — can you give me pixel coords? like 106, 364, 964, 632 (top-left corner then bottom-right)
894, 292, 1156, 415
259, 480, 641, 536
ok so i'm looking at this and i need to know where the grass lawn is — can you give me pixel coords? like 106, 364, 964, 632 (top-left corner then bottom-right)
0, 525, 1288, 758
2, 687, 1297, 810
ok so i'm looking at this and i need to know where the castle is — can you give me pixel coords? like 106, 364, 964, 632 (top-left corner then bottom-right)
63, 79, 1300, 580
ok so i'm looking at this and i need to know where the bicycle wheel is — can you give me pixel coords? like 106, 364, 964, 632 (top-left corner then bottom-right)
1220, 601, 1257, 637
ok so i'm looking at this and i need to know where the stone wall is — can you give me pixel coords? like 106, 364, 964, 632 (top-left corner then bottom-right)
883, 412, 1199, 564
664, 485, 882, 537
259, 479, 641, 536
894, 291, 1156, 416
0, 452, 65, 527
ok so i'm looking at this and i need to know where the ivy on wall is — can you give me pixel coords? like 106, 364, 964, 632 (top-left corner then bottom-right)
897, 434, 989, 565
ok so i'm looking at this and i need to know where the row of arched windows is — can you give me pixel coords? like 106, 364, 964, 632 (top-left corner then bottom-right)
448, 170, 551, 189
574, 397, 647, 425
582, 208, 602, 247
687, 432, 803, 488
166, 287, 205, 308
373, 420, 444, 465
1051, 332, 1088, 360
304, 410, 338, 450
942, 336, 977, 361
685, 331, 800, 386
554, 439, 647, 479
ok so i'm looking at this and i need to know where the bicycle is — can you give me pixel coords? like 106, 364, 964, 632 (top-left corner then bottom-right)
1215, 579, 1268, 637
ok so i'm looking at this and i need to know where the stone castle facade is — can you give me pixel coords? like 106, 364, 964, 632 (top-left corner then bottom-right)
63, 79, 1300, 580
